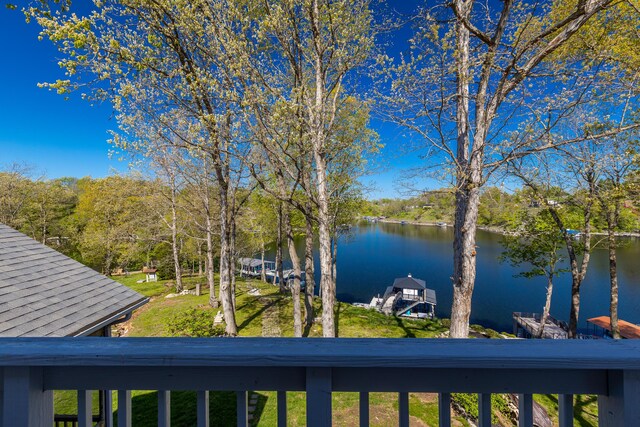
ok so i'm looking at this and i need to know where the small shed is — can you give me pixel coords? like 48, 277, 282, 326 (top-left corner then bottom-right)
142, 266, 158, 282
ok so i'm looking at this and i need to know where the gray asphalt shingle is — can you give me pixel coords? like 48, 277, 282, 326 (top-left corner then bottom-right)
0, 224, 147, 337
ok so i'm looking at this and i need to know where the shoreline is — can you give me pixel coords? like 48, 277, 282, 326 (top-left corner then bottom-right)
374, 218, 640, 238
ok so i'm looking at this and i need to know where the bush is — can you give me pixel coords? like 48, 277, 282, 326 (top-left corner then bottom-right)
166, 308, 226, 337
451, 393, 511, 424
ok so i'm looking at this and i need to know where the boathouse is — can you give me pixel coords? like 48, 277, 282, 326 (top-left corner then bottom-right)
239, 257, 275, 277
379, 274, 437, 318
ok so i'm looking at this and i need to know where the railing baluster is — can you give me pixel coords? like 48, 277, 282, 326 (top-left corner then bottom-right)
359, 391, 369, 427
197, 390, 209, 427
77, 390, 92, 427
398, 392, 409, 427
105, 389, 114, 427
478, 393, 491, 427
118, 390, 131, 427
236, 391, 248, 427
558, 394, 573, 427
518, 394, 533, 427
158, 390, 170, 427
438, 393, 451, 427
277, 391, 287, 427
306, 367, 332, 427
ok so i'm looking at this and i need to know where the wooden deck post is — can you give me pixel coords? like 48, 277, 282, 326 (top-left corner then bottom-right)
306, 367, 332, 427
438, 393, 451, 427
598, 370, 640, 427
277, 391, 287, 427
77, 390, 93, 427
158, 390, 170, 427
359, 392, 369, 427
2, 367, 53, 427
558, 394, 573, 427
518, 394, 533, 427
398, 392, 409, 427
478, 393, 491, 427
237, 391, 248, 427
118, 390, 132, 427
197, 390, 209, 427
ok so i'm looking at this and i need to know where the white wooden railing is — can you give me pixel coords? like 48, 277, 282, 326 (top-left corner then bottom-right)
1, 337, 639, 427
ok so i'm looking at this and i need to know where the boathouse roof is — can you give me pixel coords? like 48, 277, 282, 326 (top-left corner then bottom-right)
0, 224, 148, 337
392, 275, 426, 290
587, 316, 640, 339
239, 258, 274, 268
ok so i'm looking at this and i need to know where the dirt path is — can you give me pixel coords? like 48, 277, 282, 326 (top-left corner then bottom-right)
260, 297, 282, 337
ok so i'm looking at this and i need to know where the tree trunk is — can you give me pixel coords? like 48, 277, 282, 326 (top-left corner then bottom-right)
198, 243, 203, 277
284, 208, 303, 337
217, 180, 238, 335
261, 242, 267, 282
205, 215, 218, 308
304, 213, 315, 327
536, 275, 554, 339
607, 219, 620, 339
170, 184, 183, 293
331, 236, 337, 288
316, 168, 334, 337
230, 214, 237, 312
309, 0, 335, 337
548, 201, 591, 339
275, 203, 286, 292
450, 6, 477, 339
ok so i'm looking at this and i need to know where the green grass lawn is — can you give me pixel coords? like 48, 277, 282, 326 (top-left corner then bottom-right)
53, 272, 598, 426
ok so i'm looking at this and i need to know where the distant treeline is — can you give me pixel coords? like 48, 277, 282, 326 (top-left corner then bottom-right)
361, 187, 640, 233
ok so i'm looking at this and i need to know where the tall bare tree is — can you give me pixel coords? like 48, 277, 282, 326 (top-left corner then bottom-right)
377, 0, 639, 337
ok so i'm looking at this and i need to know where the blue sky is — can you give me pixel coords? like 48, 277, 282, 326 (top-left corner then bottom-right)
0, 4, 432, 199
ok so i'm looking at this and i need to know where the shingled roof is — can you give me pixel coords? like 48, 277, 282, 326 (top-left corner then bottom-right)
392, 275, 427, 290
0, 224, 148, 337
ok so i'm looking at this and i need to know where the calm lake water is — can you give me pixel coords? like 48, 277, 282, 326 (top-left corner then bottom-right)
271, 222, 640, 333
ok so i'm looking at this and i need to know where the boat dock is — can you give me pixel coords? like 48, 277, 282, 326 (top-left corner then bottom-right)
513, 312, 569, 339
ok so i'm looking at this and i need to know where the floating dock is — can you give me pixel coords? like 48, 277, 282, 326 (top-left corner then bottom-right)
513, 312, 569, 339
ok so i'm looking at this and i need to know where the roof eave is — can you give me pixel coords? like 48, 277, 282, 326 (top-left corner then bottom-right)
69, 297, 150, 337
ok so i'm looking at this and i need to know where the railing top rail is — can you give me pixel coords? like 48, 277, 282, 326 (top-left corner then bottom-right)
0, 337, 640, 369
0, 338, 639, 370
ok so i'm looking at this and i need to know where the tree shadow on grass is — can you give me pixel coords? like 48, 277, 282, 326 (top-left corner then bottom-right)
573, 394, 598, 427
237, 296, 282, 333
335, 301, 342, 337
393, 315, 416, 338
249, 392, 269, 426
303, 318, 313, 337
114, 390, 237, 427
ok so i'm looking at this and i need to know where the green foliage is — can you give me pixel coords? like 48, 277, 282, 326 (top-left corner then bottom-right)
500, 209, 569, 280
166, 308, 226, 337
451, 393, 511, 424
152, 242, 175, 280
